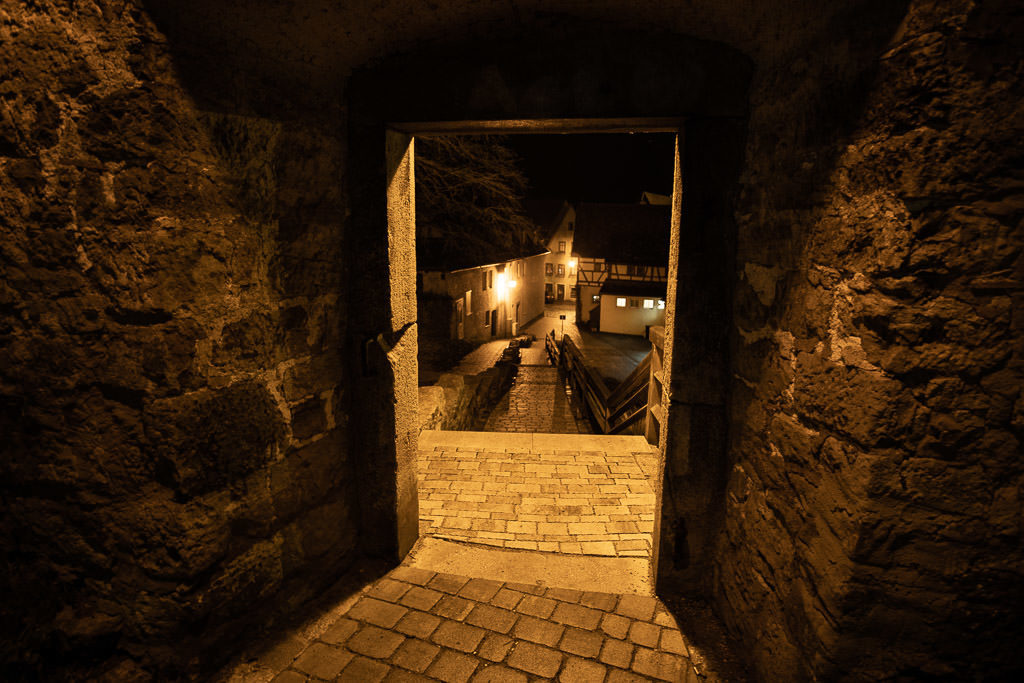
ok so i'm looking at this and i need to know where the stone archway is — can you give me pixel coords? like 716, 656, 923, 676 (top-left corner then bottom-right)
346, 26, 751, 595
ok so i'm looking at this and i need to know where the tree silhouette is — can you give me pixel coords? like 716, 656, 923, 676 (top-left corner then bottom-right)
416, 135, 542, 270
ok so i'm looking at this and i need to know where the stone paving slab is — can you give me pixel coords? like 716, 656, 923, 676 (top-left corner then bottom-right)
229, 559, 711, 683
418, 432, 658, 558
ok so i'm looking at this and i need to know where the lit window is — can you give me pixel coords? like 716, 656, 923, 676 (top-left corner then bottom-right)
465, 290, 472, 312
657, 299, 665, 309
557, 264, 565, 277
545, 263, 553, 276
489, 271, 493, 288
643, 299, 654, 309
558, 241, 566, 253
592, 295, 600, 303
616, 297, 627, 308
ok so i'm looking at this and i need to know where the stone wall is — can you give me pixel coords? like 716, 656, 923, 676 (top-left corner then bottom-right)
716, 1, 1023, 679
419, 366, 518, 432
0, 3, 356, 678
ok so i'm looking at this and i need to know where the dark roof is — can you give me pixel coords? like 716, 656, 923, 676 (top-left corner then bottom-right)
523, 199, 570, 241
599, 279, 667, 298
572, 203, 670, 264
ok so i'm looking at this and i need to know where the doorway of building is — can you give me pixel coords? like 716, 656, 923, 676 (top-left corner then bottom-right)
402, 127, 678, 585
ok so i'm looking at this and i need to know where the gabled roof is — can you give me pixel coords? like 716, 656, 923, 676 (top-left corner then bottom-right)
523, 199, 570, 242
599, 279, 668, 298
572, 203, 670, 265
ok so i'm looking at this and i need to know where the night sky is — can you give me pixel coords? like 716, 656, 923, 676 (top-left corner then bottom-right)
503, 133, 676, 203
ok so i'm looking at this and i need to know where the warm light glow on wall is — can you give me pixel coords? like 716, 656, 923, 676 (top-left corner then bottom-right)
508, 279, 517, 289
568, 259, 577, 268
496, 272, 507, 300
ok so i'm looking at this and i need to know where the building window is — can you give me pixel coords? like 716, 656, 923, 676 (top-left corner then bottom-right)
593, 294, 600, 304
569, 267, 575, 277
658, 299, 665, 309
518, 262, 523, 276
558, 241, 566, 253
465, 290, 472, 312
570, 286, 577, 299
643, 299, 654, 309
545, 263, 553, 276
630, 298, 640, 308
568, 221, 574, 232
482, 271, 487, 290
489, 271, 493, 288
616, 297, 627, 308
603, 262, 612, 272
557, 264, 565, 277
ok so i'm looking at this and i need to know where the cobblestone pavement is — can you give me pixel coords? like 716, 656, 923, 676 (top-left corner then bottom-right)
483, 365, 587, 433
231, 562, 712, 683
418, 431, 657, 557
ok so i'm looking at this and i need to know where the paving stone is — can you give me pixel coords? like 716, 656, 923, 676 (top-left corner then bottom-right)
558, 626, 604, 657
490, 588, 525, 609
511, 615, 564, 647
466, 603, 519, 634
347, 625, 405, 659
581, 591, 618, 611
427, 649, 480, 683
337, 655, 390, 682
514, 594, 557, 619
292, 642, 354, 679
660, 628, 688, 655
632, 647, 684, 681
429, 573, 472, 594
320, 617, 359, 646
550, 602, 602, 630
348, 597, 409, 628
390, 567, 436, 586
653, 609, 678, 628
366, 578, 413, 602
384, 668, 433, 682
391, 638, 441, 673
394, 610, 442, 639
545, 587, 583, 603
400, 586, 444, 611
432, 620, 487, 653
607, 668, 649, 682
478, 632, 515, 662
433, 595, 476, 621
628, 621, 660, 648
471, 664, 529, 682
459, 578, 504, 602
615, 594, 658, 622
599, 638, 634, 669
559, 656, 608, 682
260, 636, 308, 671
506, 641, 563, 678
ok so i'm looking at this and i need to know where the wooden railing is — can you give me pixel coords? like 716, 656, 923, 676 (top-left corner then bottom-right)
547, 331, 652, 435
